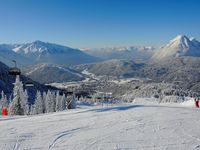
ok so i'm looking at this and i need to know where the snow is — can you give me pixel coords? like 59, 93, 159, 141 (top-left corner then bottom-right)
26, 64, 83, 78
82, 69, 100, 80
47, 82, 81, 89
0, 101, 200, 150
26, 64, 46, 75
110, 78, 143, 84
180, 98, 195, 107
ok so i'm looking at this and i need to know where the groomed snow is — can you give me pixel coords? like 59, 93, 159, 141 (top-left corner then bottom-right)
0, 101, 200, 150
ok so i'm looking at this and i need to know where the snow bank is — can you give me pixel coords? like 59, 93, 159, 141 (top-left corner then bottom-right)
161, 96, 184, 103
131, 96, 197, 108
132, 97, 160, 104
180, 97, 195, 107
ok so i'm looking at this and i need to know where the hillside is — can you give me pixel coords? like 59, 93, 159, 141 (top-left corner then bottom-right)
0, 102, 199, 150
24, 63, 85, 84
74, 59, 146, 77
73, 57, 200, 93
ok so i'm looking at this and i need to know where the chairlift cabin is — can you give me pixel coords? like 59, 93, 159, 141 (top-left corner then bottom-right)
25, 80, 34, 87
9, 60, 21, 76
9, 67, 21, 76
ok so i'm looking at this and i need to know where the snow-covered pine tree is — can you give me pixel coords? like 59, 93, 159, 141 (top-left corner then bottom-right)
51, 91, 56, 112
9, 92, 24, 115
55, 92, 67, 111
22, 89, 29, 115
9, 75, 29, 115
60, 93, 66, 111
55, 91, 61, 111
45, 90, 55, 113
0, 92, 2, 110
42, 91, 47, 113
31, 91, 44, 115
67, 94, 77, 109
1, 91, 5, 101
45, 90, 51, 113
55, 91, 60, 111
30, 105, 34, 115
1, 91, 9, 108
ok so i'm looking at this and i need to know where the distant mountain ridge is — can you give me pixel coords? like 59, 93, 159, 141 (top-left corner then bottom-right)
0, 44, 33, 67
0, 35, 200, 67
0, 41, 98, 66
84, 35, 200, 61
83, 46, 155, 60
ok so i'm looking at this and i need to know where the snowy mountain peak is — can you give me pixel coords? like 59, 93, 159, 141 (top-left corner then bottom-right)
10, 41, 97, 65
153, 35, 200, 60
164, 35, 191, 49
13, 40, 48, 54
13, 40, 76, 55
32, 40, 45, 44
173, 34, 188, 40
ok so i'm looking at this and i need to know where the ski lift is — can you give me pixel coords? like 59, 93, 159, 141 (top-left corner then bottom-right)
9, 60, 21, 76
25, 80, 34, 87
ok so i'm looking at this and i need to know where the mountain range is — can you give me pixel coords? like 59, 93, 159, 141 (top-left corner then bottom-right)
0, 41, 98, 67
84, 35, 200, 60
0, 35, 200, 68
1, 34, 200, 85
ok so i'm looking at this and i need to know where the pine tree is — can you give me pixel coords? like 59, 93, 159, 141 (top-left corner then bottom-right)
0, 91, 3, 110
31, 91, 44, 115
9, 75, 29, 115
67, 94, 77, 109
22, 89, 29, 115
42, 91, 47, 113
30, 105, 35, 115
1, 91, 9, 108
9, 93, 24, 115
45, 90, 55, 113
60, 93, 66, 111
55, 91, 61, 111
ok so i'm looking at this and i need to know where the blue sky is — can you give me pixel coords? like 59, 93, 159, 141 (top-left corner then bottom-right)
0, 0, 199, 48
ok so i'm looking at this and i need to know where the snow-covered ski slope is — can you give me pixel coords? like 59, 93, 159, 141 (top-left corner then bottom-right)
0, 102, 200, 150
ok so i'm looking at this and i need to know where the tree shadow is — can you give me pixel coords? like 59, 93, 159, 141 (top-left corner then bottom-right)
78, 104, 144, 113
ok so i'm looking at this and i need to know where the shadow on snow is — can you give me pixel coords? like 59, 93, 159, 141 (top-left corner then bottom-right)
78, 105, 144, 113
